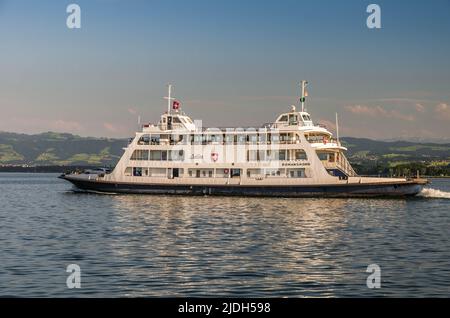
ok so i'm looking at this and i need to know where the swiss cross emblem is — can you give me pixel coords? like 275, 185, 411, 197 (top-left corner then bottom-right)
211, 152, 219, 162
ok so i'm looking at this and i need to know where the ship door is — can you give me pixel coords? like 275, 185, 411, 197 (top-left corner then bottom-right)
173, 168, 179, 178
167, 116, 173, 130
231, 169, 241, 178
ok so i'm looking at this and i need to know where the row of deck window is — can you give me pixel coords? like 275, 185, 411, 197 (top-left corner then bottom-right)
247, 149, 307, 161
130, 149, 308, 162
130, 150, 185, 161
125, 167, 307, 178
136, 133, 301, 145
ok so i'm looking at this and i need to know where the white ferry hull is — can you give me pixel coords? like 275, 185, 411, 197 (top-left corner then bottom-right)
60, 175, 427, 198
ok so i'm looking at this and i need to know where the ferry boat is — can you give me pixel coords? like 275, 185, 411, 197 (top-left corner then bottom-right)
60, 82, 428, 197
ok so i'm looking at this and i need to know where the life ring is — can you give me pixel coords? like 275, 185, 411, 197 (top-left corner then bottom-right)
224, 168, 229, 174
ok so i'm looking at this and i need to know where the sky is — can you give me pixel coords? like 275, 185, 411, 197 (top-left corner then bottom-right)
0, 0, 449, 140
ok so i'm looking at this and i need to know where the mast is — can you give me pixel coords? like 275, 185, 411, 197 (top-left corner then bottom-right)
335, 112, 340, 145
300, 80, 309, 112
164, 84, 174, 114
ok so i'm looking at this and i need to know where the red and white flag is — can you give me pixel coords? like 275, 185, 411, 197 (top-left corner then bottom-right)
173, 100, 180, 110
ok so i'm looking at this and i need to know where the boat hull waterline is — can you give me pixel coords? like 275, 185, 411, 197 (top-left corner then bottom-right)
60, 175, 427, 198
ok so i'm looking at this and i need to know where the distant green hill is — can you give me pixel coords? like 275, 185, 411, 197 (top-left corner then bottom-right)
0, 132, 127, 166
0, 132, 449, 175
342, 137, 450, 165
341, 137, 450, 176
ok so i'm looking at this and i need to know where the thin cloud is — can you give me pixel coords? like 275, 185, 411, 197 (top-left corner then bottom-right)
51, 120, 84, 132
127, 108, 137, 115
103, 122, 119, 133
435, 103, 450, 120
415, 103, 426, 113
345, 105, 415, 121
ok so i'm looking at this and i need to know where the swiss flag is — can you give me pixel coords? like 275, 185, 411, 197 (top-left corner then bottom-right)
173, 100, 180, 110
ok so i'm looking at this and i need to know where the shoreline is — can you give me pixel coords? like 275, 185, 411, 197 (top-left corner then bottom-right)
1, 166, 449, 178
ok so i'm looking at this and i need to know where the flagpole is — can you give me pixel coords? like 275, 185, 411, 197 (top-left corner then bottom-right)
167, 84, 172, 114
300, 80, 308, 112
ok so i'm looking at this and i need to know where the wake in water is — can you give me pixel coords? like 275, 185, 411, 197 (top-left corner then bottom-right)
417, 188, 450, 199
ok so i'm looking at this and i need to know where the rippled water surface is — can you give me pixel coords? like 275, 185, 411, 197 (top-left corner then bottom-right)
0, 173, 449, 297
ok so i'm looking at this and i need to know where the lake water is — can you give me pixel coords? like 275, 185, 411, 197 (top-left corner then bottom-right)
0, 173, 449, 297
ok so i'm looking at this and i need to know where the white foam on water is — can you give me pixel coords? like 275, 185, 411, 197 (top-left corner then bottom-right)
417, 188, 450, 199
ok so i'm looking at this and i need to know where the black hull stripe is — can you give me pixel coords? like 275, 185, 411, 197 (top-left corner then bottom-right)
62, 177, 424, 197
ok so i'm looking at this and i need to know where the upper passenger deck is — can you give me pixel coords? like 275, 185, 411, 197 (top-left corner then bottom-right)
139, 83, 336, 141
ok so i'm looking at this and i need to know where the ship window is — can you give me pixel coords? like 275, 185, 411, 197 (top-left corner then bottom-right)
318, 153, 328, 161
265, 169, 281, 177
265, 150, 286, 161
328, 153, 335, 162
247, 169, 263, 177
247, 150, 257, 162
169, 150, 184, 161
237, 134, 246, 144
150, 135, 160, 145
294, 149, 307, 160
133, 167, 143, 177
138, 135, 150, 145
131, 150, 149, 161
302, 115, 311, 121
288, 168, 305, 178
150, 150, 167, 161
124, 167, 132, 176
148, 168, 166, 177
289, 114, 298, 125
247, 134, 258, 143
231, 169, 241, 177
172, 117, 182, 124
279, 115, 288, 122
270, 134, 280, 143
224, 135, 233, 145
247, 150, 266, 162
193, 134, 203, 144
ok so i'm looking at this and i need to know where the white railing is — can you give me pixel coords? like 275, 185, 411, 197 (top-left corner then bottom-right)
322, 155, 357, 177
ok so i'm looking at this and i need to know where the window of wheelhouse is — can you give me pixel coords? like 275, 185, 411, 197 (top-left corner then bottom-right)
302, 114, 311, 121
172, 117, 182, 124
278, 115, 288, 122
288, 114, 298, 125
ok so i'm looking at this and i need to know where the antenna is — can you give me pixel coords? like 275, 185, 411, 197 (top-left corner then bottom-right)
164, 84, 175, 114
335, 112, 340, 145
300, 80, 309, 112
